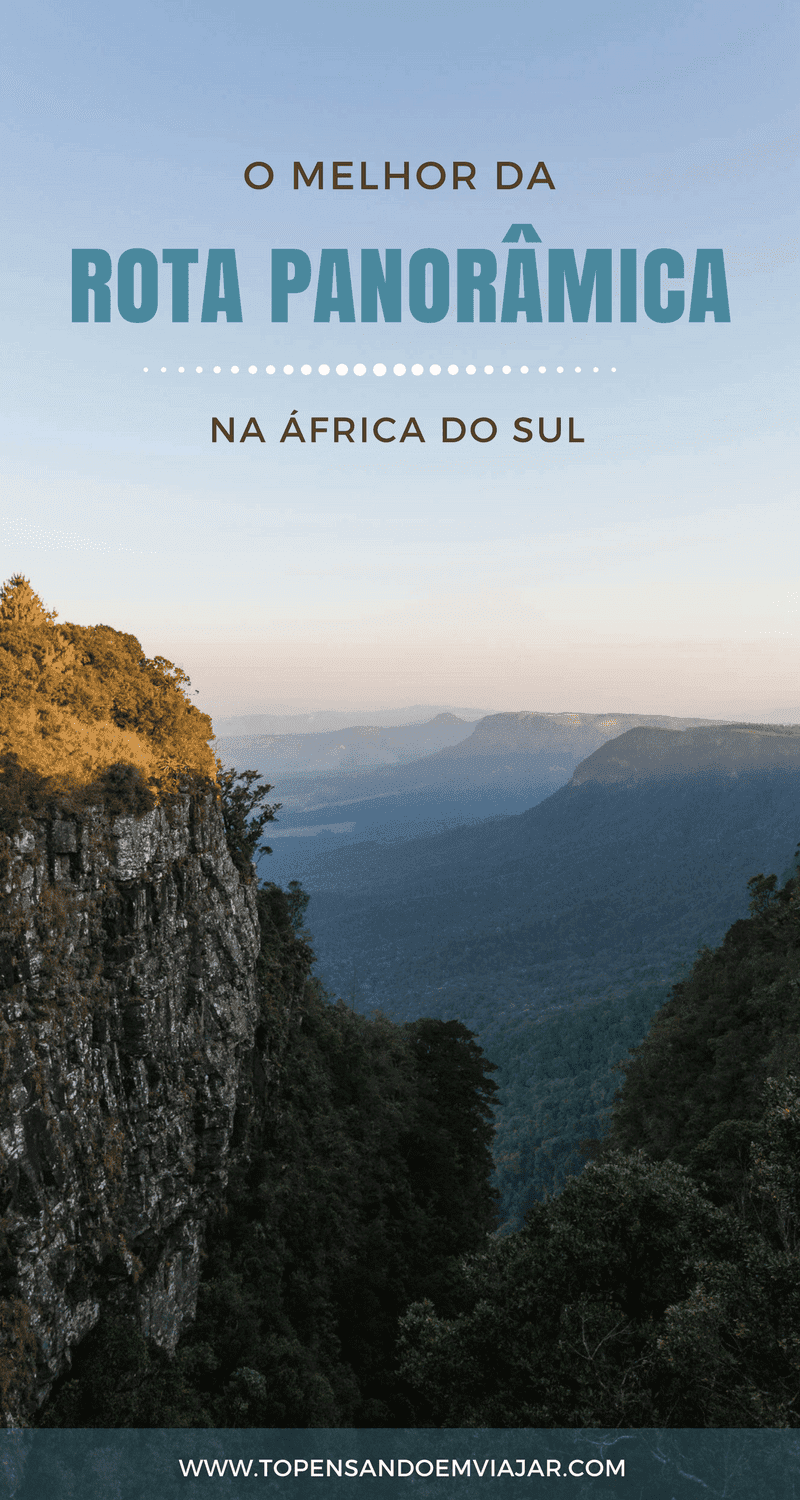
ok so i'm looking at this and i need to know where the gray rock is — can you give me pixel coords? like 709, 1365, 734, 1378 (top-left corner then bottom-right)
0, 791, 261, 1424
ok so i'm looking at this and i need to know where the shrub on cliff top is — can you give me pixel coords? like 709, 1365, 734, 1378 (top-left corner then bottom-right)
0, 575, 216, 804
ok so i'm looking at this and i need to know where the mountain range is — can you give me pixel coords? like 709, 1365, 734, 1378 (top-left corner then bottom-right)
299, 723, 800, 1012
284, 722, 800, 1222
213, 703, 488, 735
215, 709, 726, 885
216, 708, 800, 1221
215, 712, 477, 779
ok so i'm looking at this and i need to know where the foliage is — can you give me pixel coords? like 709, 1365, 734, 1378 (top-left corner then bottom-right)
488, 978, 673, 1226
604, 863, 800, 1191
174, 997, 497, 1426
397, 865, 800, 1427
216, 766, 280, 876
0, 575, 216, 805
399, 1151, 731, 1426
399, 1090, 800, 1427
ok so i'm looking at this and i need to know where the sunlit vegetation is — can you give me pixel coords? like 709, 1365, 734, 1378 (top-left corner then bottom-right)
0, 575, 216, 812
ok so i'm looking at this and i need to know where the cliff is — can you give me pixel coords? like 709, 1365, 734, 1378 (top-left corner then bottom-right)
0, 789, 261, 1423
0, 579, 501, 1430
570, 723, 800, 784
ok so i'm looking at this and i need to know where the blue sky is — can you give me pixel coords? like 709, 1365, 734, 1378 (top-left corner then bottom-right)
2, 0, 797, 719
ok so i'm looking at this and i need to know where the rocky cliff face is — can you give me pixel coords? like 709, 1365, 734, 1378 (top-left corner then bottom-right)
0, 791, 261, 1424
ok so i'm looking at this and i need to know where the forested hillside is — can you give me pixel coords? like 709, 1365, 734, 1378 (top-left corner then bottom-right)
303, 731, 800, 1020
399, 866, 800, 1427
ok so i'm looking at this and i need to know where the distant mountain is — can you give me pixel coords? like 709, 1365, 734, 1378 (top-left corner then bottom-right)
572, 722, 800, 782
243, 710, 728, 884
214, 713, 478, 780
301, 724, 800, 1009
213, 704, 489, 735
296, 723, 800, 1222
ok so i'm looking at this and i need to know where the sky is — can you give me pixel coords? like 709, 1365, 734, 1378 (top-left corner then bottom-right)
2, 0, 798, 721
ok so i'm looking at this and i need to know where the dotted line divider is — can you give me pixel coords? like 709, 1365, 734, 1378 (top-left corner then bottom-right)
142, 363, 617, 376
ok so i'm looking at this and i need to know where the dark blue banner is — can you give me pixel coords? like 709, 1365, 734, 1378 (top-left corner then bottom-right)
2, 1429, 798, 1500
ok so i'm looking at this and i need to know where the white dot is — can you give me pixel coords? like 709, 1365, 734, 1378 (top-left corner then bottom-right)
593, 367, 599, 373
466, 364, 476, 375
178, 366, 185, 373
318, 364, 330, 375
430, 364, 441, 375
231, 365, 239, 374
301, 364, 312, 375
373, 363, 386, 376
143, 367, 149, 373
411, 363, 424, 376
354, 363, 366, 376
575, 366, 581, 373
249, 365, 258, 374
611, 366, 617, 372
393, 363, 406, 376
502, 365, 511, 374
520, 365, 529, 374
196, 366, 203, 373
448, 364, 458, 375
336, 363, 348, 375
557, 366, 564, 373
484, 365, 493, 374
284, 364, 294, 374
538, 366, 546, 373
160, 367, 167, 373
266, 365, 275, 374
213, 366, 221, 374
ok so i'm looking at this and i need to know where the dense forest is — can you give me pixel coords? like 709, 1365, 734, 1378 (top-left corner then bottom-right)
38, 857, 800, 1428
398, 866, 800, 1427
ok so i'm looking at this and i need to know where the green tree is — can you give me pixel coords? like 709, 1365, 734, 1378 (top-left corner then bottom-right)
604, 865, 800, 1185
216, 766, 280, 875
399, 864, 800, 1430
399, 1150, 733, 1426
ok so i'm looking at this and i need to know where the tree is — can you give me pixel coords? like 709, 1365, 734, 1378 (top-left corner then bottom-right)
604, 864, 800, 1181
400, 1019, 498, 1298
216, 766, 280, 875
399, 1150, 732, 1426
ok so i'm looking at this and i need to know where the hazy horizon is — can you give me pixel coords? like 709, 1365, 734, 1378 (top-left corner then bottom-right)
169, 636, 800, 726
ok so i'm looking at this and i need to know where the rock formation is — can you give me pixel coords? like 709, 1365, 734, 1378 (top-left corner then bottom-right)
0, 790, 260, 1423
